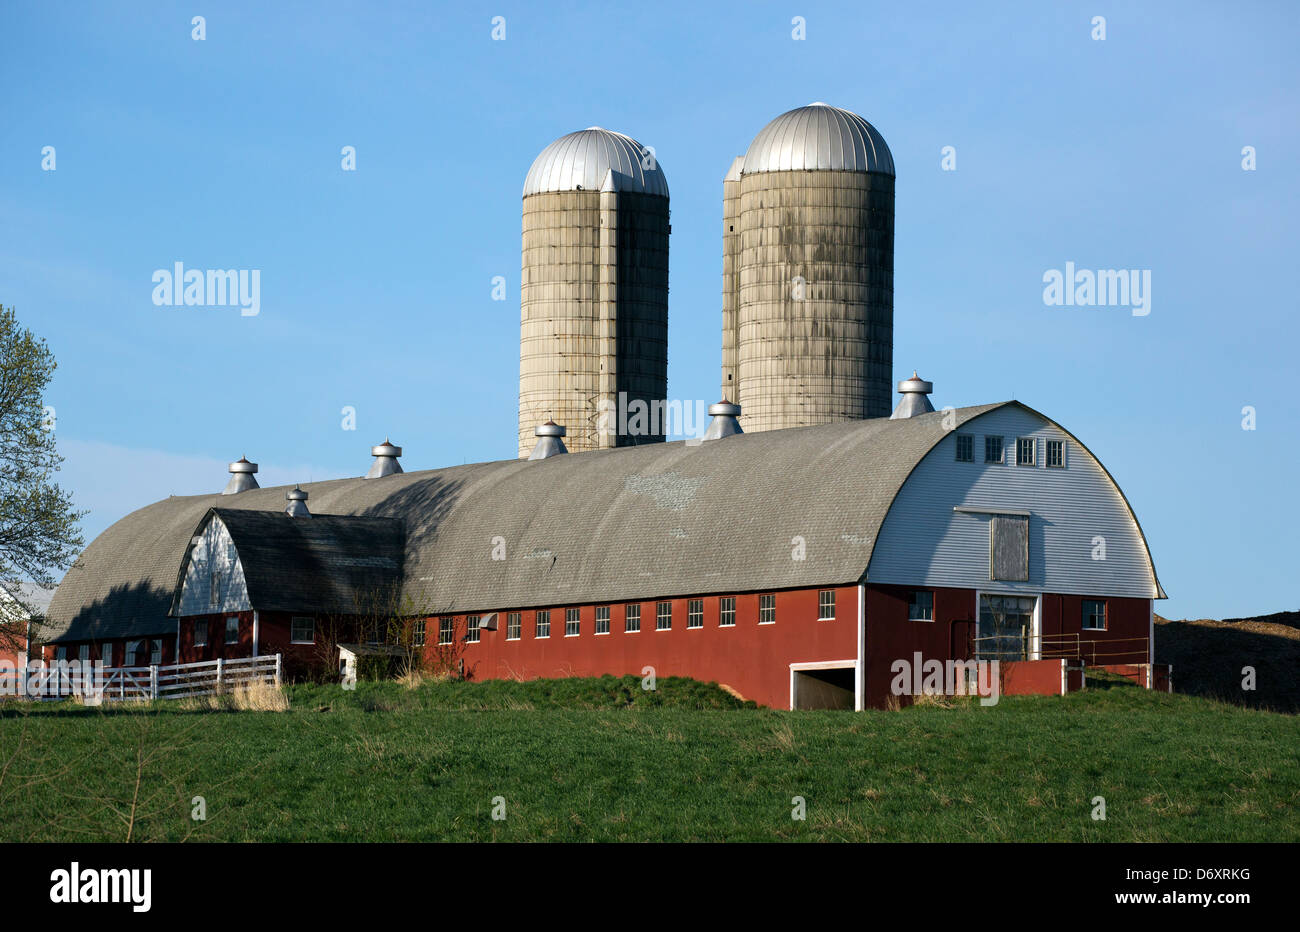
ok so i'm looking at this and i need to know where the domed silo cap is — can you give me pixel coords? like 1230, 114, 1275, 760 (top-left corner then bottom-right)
523, 127, 669, 198
741, 102, 894, 176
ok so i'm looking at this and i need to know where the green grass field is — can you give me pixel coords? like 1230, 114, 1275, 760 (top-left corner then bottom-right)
2, 675, 1296, 842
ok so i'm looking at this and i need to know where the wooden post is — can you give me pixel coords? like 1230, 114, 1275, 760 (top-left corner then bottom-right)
216, 657, 224, 690
150, 665, 158, 700
274, 653, 282, 688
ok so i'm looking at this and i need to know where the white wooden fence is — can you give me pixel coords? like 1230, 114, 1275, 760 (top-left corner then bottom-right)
6, 654, 281, 702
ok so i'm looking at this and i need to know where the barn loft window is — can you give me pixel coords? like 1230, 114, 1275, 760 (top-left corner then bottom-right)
413, 618, 426, 647
565, 608, 580, 637
193, 619, 207, 647
656, 601, 673, 631
1082, 599, 1108, 631
759, 593, 776, 625
984, 436, 1004, 464
1016, 437, 1036, 466
818, 590, 836, 620
209, 568, 222, 607
719, 597, 736, 627
506, 612, 521, 640
291, 617, 314, 644
687, 599, 704, 628
1046, 439, 1065, 468
625, 604, 641, 633
908, 591, 934, 622
955, 434, 973, 463
990, 515, 1030, 581
534, 611, 550, 639
595, 605, 611, 635
225, 616, 239, 644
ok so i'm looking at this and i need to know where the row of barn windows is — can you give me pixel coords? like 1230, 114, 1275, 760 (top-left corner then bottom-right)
405, 591, 840, 645
955, 434, 1066, 468
906, 590, 1109, 630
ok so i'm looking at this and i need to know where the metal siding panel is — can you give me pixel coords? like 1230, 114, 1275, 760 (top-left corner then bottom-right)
868, 407, 1156, 598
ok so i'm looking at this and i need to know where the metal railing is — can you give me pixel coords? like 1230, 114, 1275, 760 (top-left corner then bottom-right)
972, 631, 1148, 664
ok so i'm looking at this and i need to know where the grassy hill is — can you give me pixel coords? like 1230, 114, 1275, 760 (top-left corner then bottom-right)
1, 674, 1296, 843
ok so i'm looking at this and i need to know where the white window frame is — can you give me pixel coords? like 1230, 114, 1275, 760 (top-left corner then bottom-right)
225, 615, 239, 645
466, 615, 481, 643
655, 601, 672, 631
984, 435, 1004, 464
595, 605, 610, 635
687, 599, 703, 629
1016, 437, 1036, 467
79, 643, 91, 664
624, 604, 641, 634
818, 589, 836, 620
1046, 439, 1066, 469
534, 610, 550, 639
506, 612, 521, 641
908, 590, 934, 622
290, 616, 315, 645
758, 593, 776, 625
149, 639, 162, 665
439, 616, 456, 645
564, 608, 580, 638
413, 618, 426, 647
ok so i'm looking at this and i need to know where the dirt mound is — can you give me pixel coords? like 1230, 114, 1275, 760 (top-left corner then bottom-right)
1155, 614, 1300, 713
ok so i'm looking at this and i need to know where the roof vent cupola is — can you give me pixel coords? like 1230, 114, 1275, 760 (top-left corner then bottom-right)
365, 439, 404, 479
285, 486, 311, 518
528, 421, 568, 460
702, 400, 743, 441
890, 372, 936, 420
222, 456, 259, 495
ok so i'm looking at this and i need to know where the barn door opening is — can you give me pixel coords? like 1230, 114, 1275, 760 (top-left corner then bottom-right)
790, 662, 856, 710
976, 594, 1038, 660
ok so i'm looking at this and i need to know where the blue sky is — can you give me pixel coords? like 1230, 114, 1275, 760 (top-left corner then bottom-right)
2, 1, 1296, 620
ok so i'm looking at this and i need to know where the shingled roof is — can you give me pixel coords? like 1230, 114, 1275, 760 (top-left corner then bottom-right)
43, 404, 1007, 643
170, 509, 405, 617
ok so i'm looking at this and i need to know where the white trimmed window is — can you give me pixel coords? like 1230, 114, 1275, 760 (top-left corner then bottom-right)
595, 605, 610, 635
955, 434, 974, 463
719, 597, 736, 627
466, 615, 481, 643
413, 618, 426, 647
1016, 437, 1036, 466
150, 639, 162, 665
1083, 600, 1107, 631
291, 616, 314, 644
79, 644, 90, 665
225, 616, 239, 644
565, 608, 580, 637
687, 599, 703, 629
506, 612, 521, 640
193, 619, 207, 647
535, 610, 550, 639
625, 604, 641, 633
909, 591, 934, 622
1046, 439, 1065, 468
985, 436, 1004, 464
121, 642, 135, 665
439, 616, 455, 645
656, 601, 672, 631
818, 589, 836, 620
759, 594, 776, 625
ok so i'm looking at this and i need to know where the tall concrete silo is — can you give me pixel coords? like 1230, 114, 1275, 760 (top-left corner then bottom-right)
519, 127, 670, 457
722, 102, 895, 432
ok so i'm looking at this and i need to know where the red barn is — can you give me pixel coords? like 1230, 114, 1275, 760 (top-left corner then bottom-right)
39, 389, 1166, 709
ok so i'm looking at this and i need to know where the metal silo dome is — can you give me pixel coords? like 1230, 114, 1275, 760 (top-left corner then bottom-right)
522, 127, 669, 197
741, 102, 894, 175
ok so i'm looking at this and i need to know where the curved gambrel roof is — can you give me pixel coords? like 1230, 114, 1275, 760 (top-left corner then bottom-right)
42, 402, 1162, 644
